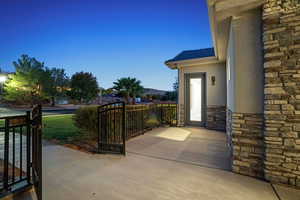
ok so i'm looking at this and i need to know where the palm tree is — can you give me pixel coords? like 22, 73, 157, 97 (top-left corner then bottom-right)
113, 77, 144, 104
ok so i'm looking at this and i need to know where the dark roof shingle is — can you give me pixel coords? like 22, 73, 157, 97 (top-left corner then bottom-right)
166, 48, 215, 63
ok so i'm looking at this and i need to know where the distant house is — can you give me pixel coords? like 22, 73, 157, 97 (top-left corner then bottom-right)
165, 0, 300, 188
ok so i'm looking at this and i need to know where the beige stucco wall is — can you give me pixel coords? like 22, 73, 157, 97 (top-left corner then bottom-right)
226, 8, 264, 113
227, 23, 236, 111
177, 62, 226, 124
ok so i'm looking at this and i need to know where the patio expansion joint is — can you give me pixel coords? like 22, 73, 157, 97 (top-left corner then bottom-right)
126, 150, 231, 172
271, 184, 282, 200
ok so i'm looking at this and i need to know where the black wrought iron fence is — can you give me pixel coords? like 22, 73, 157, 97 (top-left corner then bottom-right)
97, 102, 177, 154
0, 113, 31, 194
0, 105, 42, 200
125, 103, 177, 139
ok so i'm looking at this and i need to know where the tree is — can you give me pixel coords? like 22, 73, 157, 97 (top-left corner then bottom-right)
113, 77, 144, 104
68, 72, 99, 104
4, 55, 49, 106
161, 77, 178, 102
173, 77, 179, 92
101, 87, 114, 96
45, 68, 70, 106
162, 91, 177, 101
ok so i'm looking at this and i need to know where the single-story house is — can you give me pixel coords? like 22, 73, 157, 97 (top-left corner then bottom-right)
165, 0, 300, 188
165, 48, 226, 131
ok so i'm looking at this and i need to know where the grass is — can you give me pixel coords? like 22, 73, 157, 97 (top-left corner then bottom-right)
42, 114, 80, 143
0, 114, 83, 144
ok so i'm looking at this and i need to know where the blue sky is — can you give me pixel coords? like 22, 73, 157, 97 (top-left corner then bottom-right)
0, 0, 212, 90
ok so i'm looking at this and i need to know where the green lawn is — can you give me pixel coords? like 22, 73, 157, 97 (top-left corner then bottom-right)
43, 114, 80, 143
0, 114, 79, 144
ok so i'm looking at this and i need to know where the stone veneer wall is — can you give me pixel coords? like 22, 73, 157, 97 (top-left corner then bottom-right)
178, 104, 185, 126
227, 110, 265, 178
263, 0, 300, 188
178, 104, 226, 131
206, 106, 226, 131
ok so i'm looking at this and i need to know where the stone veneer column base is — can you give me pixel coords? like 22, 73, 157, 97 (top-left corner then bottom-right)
178, 104, 185, 127
178, 104, 226, 130
227, 110, 265, 178
206, 105, 226, 131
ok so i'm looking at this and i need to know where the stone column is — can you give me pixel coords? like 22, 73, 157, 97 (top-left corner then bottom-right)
263, 0, 300, 188
227, 9, 265, 178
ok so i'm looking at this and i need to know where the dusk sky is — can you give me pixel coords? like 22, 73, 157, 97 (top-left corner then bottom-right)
0, 0, 212, 90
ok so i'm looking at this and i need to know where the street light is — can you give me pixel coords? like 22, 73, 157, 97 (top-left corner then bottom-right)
0, 76, 7, 83
0, 75, 7, 100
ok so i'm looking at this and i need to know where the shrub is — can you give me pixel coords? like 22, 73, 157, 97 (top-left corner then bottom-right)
73, 104, 177, 141
72, 106, 98, 138
145, 113, 160, 128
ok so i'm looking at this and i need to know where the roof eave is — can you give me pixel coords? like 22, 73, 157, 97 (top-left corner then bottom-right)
207, 0, 264, 61
165, 56, 223, 69
207, 0, 219, 59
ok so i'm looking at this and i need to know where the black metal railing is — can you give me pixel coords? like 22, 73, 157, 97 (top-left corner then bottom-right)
0, 113, 30, 194
97, 102, 177, 155
0, 105, 42, 199
125, 103, 177, 140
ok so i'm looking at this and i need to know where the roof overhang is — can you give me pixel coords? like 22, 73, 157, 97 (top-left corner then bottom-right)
165, 0, 263, 70
207, 0, 263, 61
165, 56, 224, 69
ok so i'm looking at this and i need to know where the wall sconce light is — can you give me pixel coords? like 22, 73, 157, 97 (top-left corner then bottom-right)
211, 76, 216, 86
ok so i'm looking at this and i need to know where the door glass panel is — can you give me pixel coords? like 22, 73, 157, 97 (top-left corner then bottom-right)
190, 78, 202, 121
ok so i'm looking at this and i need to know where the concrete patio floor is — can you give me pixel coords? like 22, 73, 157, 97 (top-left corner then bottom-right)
16, 127, 300, 200
41, 145, 297, 200
127, 127, 231, 170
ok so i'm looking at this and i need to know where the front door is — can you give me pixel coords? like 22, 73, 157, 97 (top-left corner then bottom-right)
185, 73, 206, 126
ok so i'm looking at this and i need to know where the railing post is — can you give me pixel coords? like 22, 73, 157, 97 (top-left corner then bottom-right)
97, 107, 100, 153
160, 104, 163, 126
122, 102, 126, 155
168, 104, 171, 125
26, 111, 31, 184
3, 118, 9, 191
141, 106, 144, 133
37, 105, 42, 200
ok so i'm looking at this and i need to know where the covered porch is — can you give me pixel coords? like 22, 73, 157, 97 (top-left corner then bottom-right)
127, 127, 231, 171
17, 126, 300, 200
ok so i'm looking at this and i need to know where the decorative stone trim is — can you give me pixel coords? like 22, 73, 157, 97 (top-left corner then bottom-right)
206, 105, 226, 131
178, 104, 226, 129
178, 104, 185, 126
227, 110, 264, 178
263, 0, 300, 188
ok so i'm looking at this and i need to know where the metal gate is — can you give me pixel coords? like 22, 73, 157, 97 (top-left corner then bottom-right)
0, 105, 42, 200
97, 102, 126, 155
